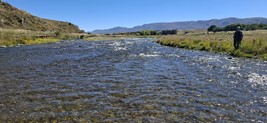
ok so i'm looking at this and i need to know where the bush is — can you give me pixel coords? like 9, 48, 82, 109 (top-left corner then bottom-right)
55, 32, 61, 38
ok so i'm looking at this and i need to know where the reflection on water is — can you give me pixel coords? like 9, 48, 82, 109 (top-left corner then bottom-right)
0, 39, 266, 122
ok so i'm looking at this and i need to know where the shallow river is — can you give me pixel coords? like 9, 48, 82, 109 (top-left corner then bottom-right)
0, 39, 267, 122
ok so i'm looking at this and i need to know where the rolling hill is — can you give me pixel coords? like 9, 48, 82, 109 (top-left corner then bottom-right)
92, 17, 267, 34
0, 2, 81, 33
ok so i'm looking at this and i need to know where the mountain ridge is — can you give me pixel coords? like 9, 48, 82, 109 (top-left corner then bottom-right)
92, 17, 267, 34
0, 2, 81, 33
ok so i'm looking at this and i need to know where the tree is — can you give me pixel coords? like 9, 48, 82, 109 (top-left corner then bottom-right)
207, 25, 217, 33
223, 24, 245, 31
207, 23, 267, 32
161, 30, 177, 35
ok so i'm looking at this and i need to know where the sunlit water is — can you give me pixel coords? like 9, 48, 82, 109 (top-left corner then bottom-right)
0, 39, 266, 122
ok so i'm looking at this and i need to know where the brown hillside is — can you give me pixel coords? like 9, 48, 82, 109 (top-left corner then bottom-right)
0, 2, 81, 33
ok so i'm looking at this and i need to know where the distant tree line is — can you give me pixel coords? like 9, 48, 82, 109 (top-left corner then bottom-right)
112, 29, 178, 36
207, 23, 267, 33
161, 30, 178, 35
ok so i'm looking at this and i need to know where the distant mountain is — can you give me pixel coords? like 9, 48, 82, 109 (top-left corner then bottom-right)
92, 17, 267, 34
0, 2, 81, 33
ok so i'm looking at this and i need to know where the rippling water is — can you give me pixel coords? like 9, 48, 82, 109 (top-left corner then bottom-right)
0, 39, 267, 122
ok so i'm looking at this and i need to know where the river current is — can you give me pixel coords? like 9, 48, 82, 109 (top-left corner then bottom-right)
0, 39, 266, 122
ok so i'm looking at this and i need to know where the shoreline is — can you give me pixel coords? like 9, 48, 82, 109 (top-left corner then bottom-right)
1, 29, 266, 61
0, 29, 147, 47
155, 31, 267, 61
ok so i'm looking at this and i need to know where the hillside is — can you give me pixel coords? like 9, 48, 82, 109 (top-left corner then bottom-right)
92, 17, 267, 34
0, 2, 81, 33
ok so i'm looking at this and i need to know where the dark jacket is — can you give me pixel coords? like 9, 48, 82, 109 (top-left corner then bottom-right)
234, 30, 243, 42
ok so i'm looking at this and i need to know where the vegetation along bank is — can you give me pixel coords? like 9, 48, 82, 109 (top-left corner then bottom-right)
156, 30, 267, 60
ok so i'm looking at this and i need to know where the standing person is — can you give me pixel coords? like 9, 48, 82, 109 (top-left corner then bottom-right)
233, 26, 243, 49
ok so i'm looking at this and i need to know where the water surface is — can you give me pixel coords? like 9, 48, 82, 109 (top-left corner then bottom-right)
0, 39, 266, 122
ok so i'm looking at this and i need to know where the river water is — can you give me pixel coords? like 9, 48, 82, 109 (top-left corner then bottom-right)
0, 39, 266, 122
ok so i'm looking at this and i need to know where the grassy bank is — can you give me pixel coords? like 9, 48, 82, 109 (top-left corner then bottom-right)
0, 29, 138, 47
0, 29, 84, 47
83, 34, 127, 41
157, 30, 267, 60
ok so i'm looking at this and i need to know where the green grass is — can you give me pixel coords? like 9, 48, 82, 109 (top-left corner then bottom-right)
0, 29, 84, 47
83, 34, 145, 41
0, 29, 138, 47
83, 35, 123, 41
157, 30, 267, 60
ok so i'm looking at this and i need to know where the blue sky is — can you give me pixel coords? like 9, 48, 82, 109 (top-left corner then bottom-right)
4, 0, 267, 31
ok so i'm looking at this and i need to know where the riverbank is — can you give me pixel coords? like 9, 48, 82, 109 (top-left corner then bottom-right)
83, 34, 136, 41
0, 29, 86, 47
2, 29, 266, 61
0, 29, 139, 47
156, 30, 267, 60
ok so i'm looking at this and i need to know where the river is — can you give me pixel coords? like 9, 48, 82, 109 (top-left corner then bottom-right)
0, 39, 266, 122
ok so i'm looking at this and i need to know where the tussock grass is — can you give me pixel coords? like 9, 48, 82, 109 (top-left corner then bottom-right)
0, 29, 83, 47
157, 30, 267, 60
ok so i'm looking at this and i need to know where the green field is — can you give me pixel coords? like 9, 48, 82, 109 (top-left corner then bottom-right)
157, 30, 267, 60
